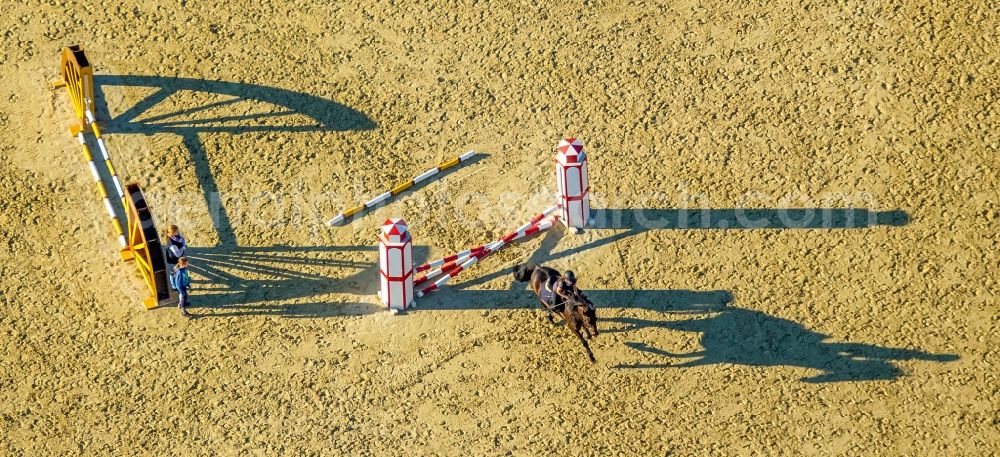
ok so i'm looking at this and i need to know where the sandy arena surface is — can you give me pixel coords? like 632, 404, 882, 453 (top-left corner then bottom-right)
1, 0, 997, 454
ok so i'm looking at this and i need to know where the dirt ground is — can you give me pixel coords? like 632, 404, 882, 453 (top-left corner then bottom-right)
1, 0, 997, 454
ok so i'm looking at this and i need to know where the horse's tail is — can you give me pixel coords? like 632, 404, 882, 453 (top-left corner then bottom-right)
512, 263, 536, 282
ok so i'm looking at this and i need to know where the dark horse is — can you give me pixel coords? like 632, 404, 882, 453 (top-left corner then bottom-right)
513, 263, 599, 362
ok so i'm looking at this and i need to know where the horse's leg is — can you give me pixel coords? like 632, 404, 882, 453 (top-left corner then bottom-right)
567, 318, 596, 363
539, 300, 557, 325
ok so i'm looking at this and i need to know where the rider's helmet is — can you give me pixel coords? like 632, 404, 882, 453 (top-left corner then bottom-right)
562, 270, 577, 287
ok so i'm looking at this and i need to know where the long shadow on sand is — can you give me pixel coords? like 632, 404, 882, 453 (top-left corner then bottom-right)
429, 209, 951, 382
590, 207, 908, 230
415, 287, 734, 313
93, 74, 377, 246
93, 75, 376, 135
604, 307, 958, 382
454, 207, 908, 289
182, 244, 412, 318
414, 284, 956, 382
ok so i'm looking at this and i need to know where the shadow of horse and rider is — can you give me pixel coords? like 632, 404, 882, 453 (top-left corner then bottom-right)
93, 73, 957, 381
420, 285, 958, 382
605, 308, 958, 382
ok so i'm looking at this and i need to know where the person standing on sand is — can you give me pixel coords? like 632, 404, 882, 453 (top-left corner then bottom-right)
171, 257, 193, 317
164, 224, 187, 265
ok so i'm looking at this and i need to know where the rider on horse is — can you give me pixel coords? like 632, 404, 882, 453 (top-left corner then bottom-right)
513, 263, 600, 362
539, 270, 578, 311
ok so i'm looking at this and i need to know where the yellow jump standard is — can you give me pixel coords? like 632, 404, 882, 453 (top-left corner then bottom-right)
56, 45, 173, 309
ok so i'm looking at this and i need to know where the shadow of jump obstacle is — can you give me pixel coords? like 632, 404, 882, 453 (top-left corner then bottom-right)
92, 73, 377, 247
183, 244, 394, 318
55, 45, 174, 309
59, 45, 378, 310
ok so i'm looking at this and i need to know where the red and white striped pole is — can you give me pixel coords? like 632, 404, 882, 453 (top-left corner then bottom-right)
416, 215, 559, 297
415, 245, 488, 273
415, 217, 558, 285
415, 204, 559, 273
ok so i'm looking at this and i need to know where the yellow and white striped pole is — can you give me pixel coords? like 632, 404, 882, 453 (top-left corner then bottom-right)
76, 131, 127, 247
327, 150, 477, 226
84, 109, 126, 201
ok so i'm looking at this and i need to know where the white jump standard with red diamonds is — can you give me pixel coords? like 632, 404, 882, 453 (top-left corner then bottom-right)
378, 137, 595, 307
378, 218, 415, 312
555, 138, 593, 231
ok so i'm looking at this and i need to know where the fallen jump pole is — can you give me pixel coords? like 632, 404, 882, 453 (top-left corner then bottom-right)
416, 213, 560, 298
414, 216, 557, 285
415, 204, 559, 273
327, 150, 478, 226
